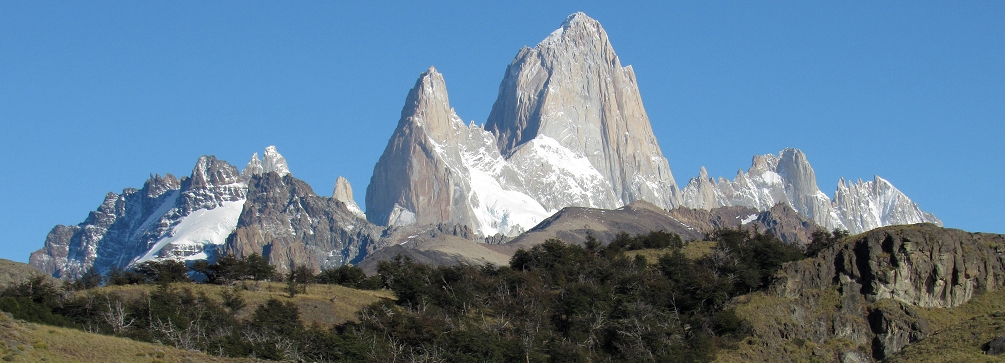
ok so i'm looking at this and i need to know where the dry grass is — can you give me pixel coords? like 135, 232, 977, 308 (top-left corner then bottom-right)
1, 311, 260, 363
885, 289, 1005, 362
714, 287, 866, 363
84, 282, 395, 327
625, 241, 717, 263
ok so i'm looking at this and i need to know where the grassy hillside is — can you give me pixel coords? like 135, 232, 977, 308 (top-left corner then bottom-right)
0, 311, 259, 363
87, 281, 394, 326
625, 240, 717, 262
0, 259, 59, 290
885, 289, 1005, 362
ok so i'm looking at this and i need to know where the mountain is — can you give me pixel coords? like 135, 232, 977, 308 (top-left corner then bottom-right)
680, 148, 941, 234
484, 12, 682, 211
29, 146, 377, 279
29, 12, 944, 281
30, 155, 246, 280
365, 12, 683, 238
223, 172, 383, 275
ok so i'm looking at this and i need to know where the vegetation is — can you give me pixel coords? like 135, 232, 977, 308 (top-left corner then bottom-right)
0, 229, 805, 362
886, 289, 1005, 362
805, 228, 851, 257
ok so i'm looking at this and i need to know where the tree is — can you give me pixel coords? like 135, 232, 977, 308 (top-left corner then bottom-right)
133, 260, 190, 285
246, 253, 275, 281
317, 265, 366, 288
72, 267, 103, 289
805, 228, 850, 257
286, 265, 313, 297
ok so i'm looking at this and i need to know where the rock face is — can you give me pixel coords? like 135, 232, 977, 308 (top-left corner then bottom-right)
29, 146, 356, 280
775, 224, 1005, 309
734, 224, 1005, 361
485, 12, 681, 210
223, 173, 383, 275
29, 155, 246, 280
243, 145, 290, 178
680, 148, 941, 234
333, 176, 365, 219
832, 176, 941, 235
366, 13, 682, 237
365, 67, 555, 236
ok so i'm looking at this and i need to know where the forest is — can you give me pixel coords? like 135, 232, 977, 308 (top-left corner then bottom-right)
0, 228, 834, 362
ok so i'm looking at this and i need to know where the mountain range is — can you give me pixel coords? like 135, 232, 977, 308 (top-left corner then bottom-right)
30, 12, 940, 280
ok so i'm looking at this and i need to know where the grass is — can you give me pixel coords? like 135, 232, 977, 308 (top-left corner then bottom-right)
625, 240, 717, 262
83, 282, 395, 327
0, 311, 260, 363
885, 289, 1005, 362
714, 286, 869, 363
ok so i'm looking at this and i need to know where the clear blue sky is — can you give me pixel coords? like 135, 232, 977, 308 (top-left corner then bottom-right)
1, 2, 1002, 263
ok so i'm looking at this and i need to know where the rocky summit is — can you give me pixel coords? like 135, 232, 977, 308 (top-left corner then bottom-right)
30, 146, 376, 279
366, 12, 685, 238
681, 148, 941, 234
366, 13, 938, 239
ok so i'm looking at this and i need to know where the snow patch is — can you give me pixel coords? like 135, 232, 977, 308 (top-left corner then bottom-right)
135, 200, 245, 263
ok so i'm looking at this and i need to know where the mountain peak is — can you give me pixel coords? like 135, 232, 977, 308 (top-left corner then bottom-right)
397, 67, 457, 144
243, 146, 290, 178
539, 12, 608, 47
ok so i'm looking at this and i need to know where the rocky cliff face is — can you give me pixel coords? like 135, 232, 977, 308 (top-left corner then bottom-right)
833, 176, 941, 235
485, 12, 681, 210
365, 67, 558, 236
333, 176, 365, 219
29, 154, 248, 279
224, 173, 383, 275
729, 224, 1005, 361
32, 145, 384, 279
680, 148, 941, 234
28, 146, 359, 280
366, 13, 683, 237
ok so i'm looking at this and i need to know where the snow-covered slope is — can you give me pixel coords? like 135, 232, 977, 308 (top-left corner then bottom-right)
680, 149, 941, 234
29, 147, 298, 279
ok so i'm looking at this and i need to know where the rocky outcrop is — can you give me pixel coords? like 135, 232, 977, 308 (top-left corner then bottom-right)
333, 176, 365, 219
485, 12, 681, 210
681, 148, 941, 234
365, 67, 556, 236
731, 224, 1005, 361
774, 224, 1005, 308
224, 172, 384, 275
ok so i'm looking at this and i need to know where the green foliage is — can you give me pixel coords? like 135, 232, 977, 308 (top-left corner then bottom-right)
0, 276, 73, 327
317, 265, 381, 290
805, 228, 851, 257
71, 268, 103, 290
132, 260, 190, 285
245, 253, 275, 281
220, 286, 246, 312
607, 230, 684, 253
710, 228, 806, 292
106, 266, 146, 285
286, 264, 313, 297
